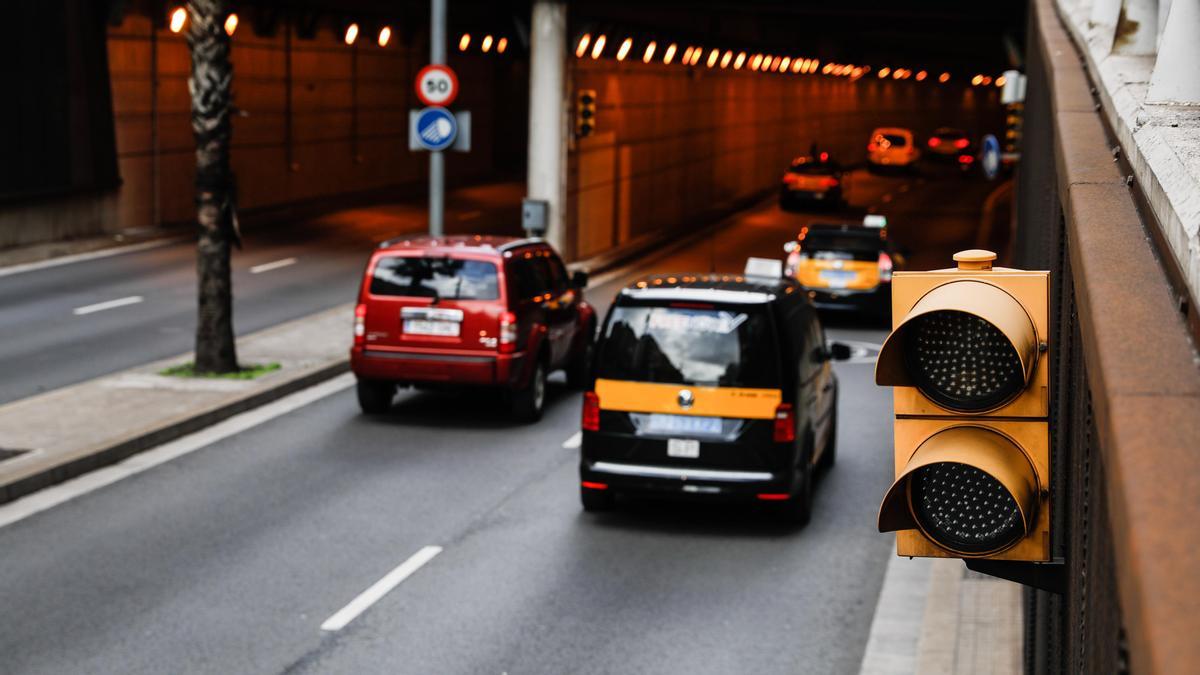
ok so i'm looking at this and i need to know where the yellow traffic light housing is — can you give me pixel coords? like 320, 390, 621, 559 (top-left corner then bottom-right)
576, 89, 597, 138
876, 250, 1050, 561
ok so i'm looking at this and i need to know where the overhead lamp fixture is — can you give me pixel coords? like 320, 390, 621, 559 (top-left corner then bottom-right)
458, 33, 470, 51
482, 35, 493, 52
971, 74, 983, 85
916, 70, 928, 81
169, 7, 186, 33
734, 52, 746, 69
689, 47, 702, 65
497, 37, 507, 54
720, 50, 733, 69
576, 34, 591, 58
939, 72, 951, 83
996, 74, 1007, 87
377, 26, 391, 47
681, 46, 694, 65
706, 48, 719, 68
663, 43, 677, 64
878, 67, 891, 78
591, 34, 606, 59
893, 68, 904, 79
616, 37, 632, 61
224, 13, 238, 36
791, 59, 803, 73
750, 54, 763, 71
823, 63, 834, 75
779, 57, 791, 72
643, 41, 657, 63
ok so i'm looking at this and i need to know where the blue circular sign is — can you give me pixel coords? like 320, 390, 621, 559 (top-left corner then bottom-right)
981, 134, 1001, 180
415, 106, 457, 152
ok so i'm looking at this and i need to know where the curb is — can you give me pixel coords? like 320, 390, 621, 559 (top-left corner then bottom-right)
0, 360, 349, 505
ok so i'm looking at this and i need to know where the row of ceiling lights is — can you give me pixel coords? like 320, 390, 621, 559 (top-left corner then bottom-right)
168, 7, 398, 47
457, 33, 509, 54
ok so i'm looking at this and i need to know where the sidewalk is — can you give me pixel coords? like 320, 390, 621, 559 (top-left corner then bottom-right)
858, 554, 1024, 675
0, 304, 353, 503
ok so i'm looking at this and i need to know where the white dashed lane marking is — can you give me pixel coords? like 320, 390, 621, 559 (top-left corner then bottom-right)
73, 295, 144, 316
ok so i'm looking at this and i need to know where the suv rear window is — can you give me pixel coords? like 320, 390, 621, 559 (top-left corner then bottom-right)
803, 233, 882, 262
370, 256, 499, 300
597, 303, 778, 388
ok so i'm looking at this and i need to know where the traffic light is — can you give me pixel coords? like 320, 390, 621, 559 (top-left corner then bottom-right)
576, 89, 597, 138
875, 250, 1050, 561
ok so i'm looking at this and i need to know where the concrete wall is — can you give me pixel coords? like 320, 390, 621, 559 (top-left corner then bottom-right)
569, 59, 1004, 259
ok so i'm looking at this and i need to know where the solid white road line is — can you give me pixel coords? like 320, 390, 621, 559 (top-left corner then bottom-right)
249, 257, 298, 274
0, 373, 356, 531
73, 295, 144, 316
0, 237, 184, 279
320, 545, 443, 632
562, 431, 582, 449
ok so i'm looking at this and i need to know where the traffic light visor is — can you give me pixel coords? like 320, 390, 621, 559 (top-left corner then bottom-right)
878, 426, 1039, 556
875, 280, 1038, 412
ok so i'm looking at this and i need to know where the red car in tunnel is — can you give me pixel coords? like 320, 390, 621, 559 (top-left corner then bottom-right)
351, 236, 596, 422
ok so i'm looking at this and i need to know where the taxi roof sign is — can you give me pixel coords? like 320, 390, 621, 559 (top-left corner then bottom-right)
863, 215, 888, 229
744, 257, 784, 278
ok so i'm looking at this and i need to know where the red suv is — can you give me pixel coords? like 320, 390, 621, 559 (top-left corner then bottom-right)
350, 236, 596, 421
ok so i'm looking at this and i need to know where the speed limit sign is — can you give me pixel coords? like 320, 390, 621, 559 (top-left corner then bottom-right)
415, 64, 458, 107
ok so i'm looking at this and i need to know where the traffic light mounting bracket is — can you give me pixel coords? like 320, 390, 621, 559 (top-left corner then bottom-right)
964, 558, 1064, 595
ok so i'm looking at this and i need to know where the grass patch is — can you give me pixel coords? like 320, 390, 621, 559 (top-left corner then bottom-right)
159, 362, 281, 380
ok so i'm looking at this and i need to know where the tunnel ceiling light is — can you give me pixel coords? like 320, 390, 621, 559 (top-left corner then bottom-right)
734, 52, 746, 69
779, 56, 791, 72
822, 63, 834, 75
616, 37, 632, 61
458, 33, 470, 51
791, 58, 803, 73
916, 70, 928, 81
750, 54, 763, 71
663, 42, 677, 64
810, 59, 821, 73
996, 75, 1007, 87
878, 67, 891, 78
497, 37, 507, 54
224, 13, 238, 36
169, 7, 186, 33
690, 47, 702, 65
576, 33, 591, 58
345, 23, 359, 45
378, 26, 391, 47
893, 69, 904, 79
482, 35, 493, 52
939, 71, 951, 83
643, 41, 657, 63
706, 48, 719, 68
720, 50, 733, 68
681, 46, 694, 65
971, 74, 983, 85
981, 75, 993, 85
591, 34, 606, 59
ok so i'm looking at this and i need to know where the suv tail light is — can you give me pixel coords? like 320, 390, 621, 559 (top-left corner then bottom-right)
928, 137, 941, 148
878, 252, 894, 283
820, 177, 840, 188
498, 311, 518, 353
954, 138, 970, 149
867, 142, 878, 152
353, 303, 367, 347
582, 392, 600, 432
773, 404, 795, 443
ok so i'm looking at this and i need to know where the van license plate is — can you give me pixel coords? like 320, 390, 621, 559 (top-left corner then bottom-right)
819, 270, 856, 288
403, 319, 460, 336
667, 438, 700, 459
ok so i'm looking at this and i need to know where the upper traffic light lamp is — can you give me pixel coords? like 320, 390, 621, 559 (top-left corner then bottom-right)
875, 250, 1050, 561
576, 89, 597, 138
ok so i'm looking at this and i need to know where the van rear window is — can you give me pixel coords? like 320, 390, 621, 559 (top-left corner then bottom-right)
370, 257, 499, 300
597, 304, 778, 388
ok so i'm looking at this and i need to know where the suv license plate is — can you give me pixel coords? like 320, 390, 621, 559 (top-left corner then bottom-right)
667, 438, 700, 459
403, 319, 460, 336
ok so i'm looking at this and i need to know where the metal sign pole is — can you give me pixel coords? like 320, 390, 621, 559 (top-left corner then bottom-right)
429, 0, 447, 236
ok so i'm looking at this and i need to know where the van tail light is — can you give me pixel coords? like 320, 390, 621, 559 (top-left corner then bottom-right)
954, 138, 970, 149
353, 303, 367, 347
498, 311, 518, 353
820, 177, 840, 188
773, 404, 795, 443
867, 142, 878, 152
878, 252, 894, 283
582, 392, 601, 432
958, 154, 975, 165
928, 137, 941, 148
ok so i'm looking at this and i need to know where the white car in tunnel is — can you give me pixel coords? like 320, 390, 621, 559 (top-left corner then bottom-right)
867, 127, 920, 171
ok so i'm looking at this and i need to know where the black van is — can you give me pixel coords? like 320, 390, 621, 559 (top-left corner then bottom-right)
579, 274, 850, 524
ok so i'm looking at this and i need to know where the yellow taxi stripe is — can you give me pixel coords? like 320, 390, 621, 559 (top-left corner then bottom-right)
594, 379, 782, 419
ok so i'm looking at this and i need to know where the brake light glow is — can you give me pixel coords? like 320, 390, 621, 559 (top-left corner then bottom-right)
867, 142, 878, 152
773, 403, 795, 443
954, 138, 970, 149
928, 137, 941, 148
820, 177, 840, 188
582, 392, 601, 432
498, 311, 518, 353
958, 154, 975, 164
757, 493, 790, 501
353, 303, 367, 347
878, 252, 894, 283
581, 481, 609, 490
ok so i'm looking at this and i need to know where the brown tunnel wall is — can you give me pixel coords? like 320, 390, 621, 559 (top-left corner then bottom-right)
569, 59, 1004, 259
104, 14, 523, 233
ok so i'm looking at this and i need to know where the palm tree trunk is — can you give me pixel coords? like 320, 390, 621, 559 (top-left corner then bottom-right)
187, 0, 239, 373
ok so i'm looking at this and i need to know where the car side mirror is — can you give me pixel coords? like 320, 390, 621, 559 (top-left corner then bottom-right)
829, 342, 852, 361
571, 270, 589, 288
783, 241, 799, 253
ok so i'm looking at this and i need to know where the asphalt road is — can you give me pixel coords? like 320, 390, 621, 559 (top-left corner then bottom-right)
0, 166, 1003, 674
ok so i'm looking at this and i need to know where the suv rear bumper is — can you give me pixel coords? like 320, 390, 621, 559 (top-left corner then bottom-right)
351, 346, 526, 387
